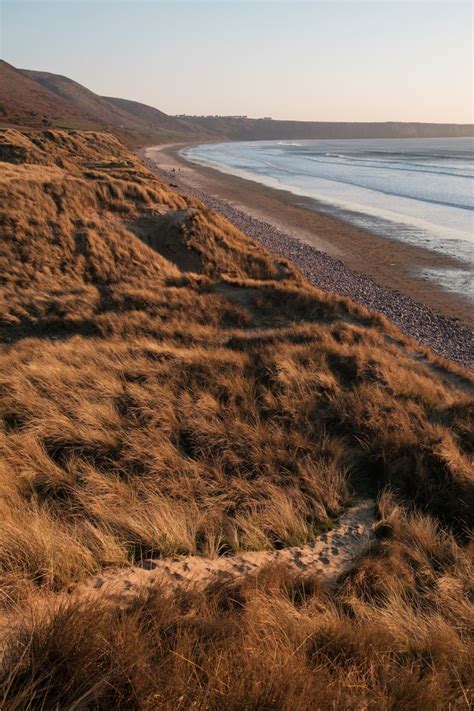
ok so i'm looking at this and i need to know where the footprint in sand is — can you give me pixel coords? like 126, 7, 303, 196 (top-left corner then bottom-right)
293, 557, 307, 569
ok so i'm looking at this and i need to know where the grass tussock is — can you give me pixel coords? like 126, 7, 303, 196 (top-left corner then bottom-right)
0, 127, 472, 707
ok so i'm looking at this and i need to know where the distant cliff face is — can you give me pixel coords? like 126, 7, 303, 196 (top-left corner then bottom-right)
180, 116, 474, 140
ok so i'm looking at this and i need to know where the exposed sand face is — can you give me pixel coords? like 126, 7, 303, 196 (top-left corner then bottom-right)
74, 500, 376, 605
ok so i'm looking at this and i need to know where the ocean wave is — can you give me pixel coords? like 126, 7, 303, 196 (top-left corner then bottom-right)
308, 155, 473, 180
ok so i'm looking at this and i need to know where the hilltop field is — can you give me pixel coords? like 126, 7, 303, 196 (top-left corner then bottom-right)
0, 128, 473, 709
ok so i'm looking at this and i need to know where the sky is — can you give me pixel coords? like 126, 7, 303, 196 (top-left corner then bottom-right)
1, 0, 473, 123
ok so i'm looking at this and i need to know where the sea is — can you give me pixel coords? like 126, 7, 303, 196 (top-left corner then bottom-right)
183, 138, 474, 301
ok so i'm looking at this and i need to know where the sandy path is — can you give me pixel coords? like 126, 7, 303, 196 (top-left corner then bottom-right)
75, 500, 376, 605
0, 501, 375, 665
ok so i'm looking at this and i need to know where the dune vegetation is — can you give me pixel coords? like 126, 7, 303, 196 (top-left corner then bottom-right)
0, 127, 472, 709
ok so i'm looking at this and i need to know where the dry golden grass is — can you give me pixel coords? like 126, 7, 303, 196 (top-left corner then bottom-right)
1, 500, 472, 710
0, 127, 472, 708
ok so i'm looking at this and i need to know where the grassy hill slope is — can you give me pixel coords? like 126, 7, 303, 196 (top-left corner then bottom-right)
0, 128, 472, 709
104, 95, 209, 138
0, 61, 211, 145
22, 69, 151, 129
0, 60, 94, 129
24, 69, 207, 141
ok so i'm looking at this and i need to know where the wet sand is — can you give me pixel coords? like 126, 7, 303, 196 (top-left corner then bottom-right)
139, 143, 474, 367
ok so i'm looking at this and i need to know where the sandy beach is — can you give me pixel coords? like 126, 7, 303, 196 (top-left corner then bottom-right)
140, 143, 474, 367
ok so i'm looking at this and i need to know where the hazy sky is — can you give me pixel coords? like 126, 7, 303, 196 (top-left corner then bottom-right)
1, 0, 473, 122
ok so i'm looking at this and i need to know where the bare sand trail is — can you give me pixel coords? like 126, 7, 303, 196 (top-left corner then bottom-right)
74, 500, 376, 605
0, 502, 375, 661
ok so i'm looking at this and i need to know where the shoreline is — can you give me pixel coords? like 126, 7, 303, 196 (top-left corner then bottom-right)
139, 143, 474, 367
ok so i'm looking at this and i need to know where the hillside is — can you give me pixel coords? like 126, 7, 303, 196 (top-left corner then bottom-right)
0, 61, 210, 145
104, 95, 207, 138
22, 69, 151, 130
0, 59, 94, 129
0, 128, 473, 709
24, 69, 207, 142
